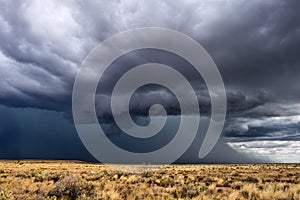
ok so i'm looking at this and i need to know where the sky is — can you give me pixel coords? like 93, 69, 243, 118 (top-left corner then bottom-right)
0, 0, 300, 163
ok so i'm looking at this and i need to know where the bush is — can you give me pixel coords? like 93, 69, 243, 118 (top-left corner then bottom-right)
48, 175, 94, 200
231, 171, 240, 176
244, 176, 259, 183
173, 186, 200, 198
34, 171, 60, 182
15, 169, 38, 179
0, 191, 11, 200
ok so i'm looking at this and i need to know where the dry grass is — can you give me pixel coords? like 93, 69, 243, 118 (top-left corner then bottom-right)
0, 160, 300, 199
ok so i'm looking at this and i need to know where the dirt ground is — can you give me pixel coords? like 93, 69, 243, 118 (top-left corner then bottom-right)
0, 160, 300, 199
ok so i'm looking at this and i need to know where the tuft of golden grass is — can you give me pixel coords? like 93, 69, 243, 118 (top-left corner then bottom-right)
0, 161, 300, 199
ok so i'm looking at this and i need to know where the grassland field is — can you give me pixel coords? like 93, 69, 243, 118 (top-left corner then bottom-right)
0, 160, 300, 199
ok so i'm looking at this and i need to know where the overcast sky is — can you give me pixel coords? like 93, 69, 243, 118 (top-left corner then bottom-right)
0, 0, 300, 163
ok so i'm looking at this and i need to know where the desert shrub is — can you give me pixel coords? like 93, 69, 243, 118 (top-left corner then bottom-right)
203, 176, 215, 183
0, 174, 7, 179
15, 172, 32, 179
232, 184, 242, 190
115, 171, 126, 179
16, 160, 24, 165
0, 191, 11, 200
199, 185, 208, 192
48, 175, 94, 200
85, 170, 109, 181
15, 169, 38, 179
241, 190, 249, 198
34, 171, 60, 182
159, 177, 175, 187
223, 181, 231, 187
142, 171, 153, 178
231, 171, 240, 176
173, 186, 200, 198
244, 176, 259, 183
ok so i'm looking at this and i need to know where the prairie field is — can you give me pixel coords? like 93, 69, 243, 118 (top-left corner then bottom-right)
0, 160, 300, 200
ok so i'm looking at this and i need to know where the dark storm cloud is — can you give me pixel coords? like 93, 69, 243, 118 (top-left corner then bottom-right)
0, 0, 82, 110
0, 0, 299, 117
224, 114, 300, 138
204, 0, 300, 98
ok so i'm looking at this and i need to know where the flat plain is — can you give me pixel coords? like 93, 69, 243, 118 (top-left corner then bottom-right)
0, 160, 300, 199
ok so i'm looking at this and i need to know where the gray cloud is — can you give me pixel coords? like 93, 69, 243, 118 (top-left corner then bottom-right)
0, 0, 299, 113
227, 140, 300, 163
